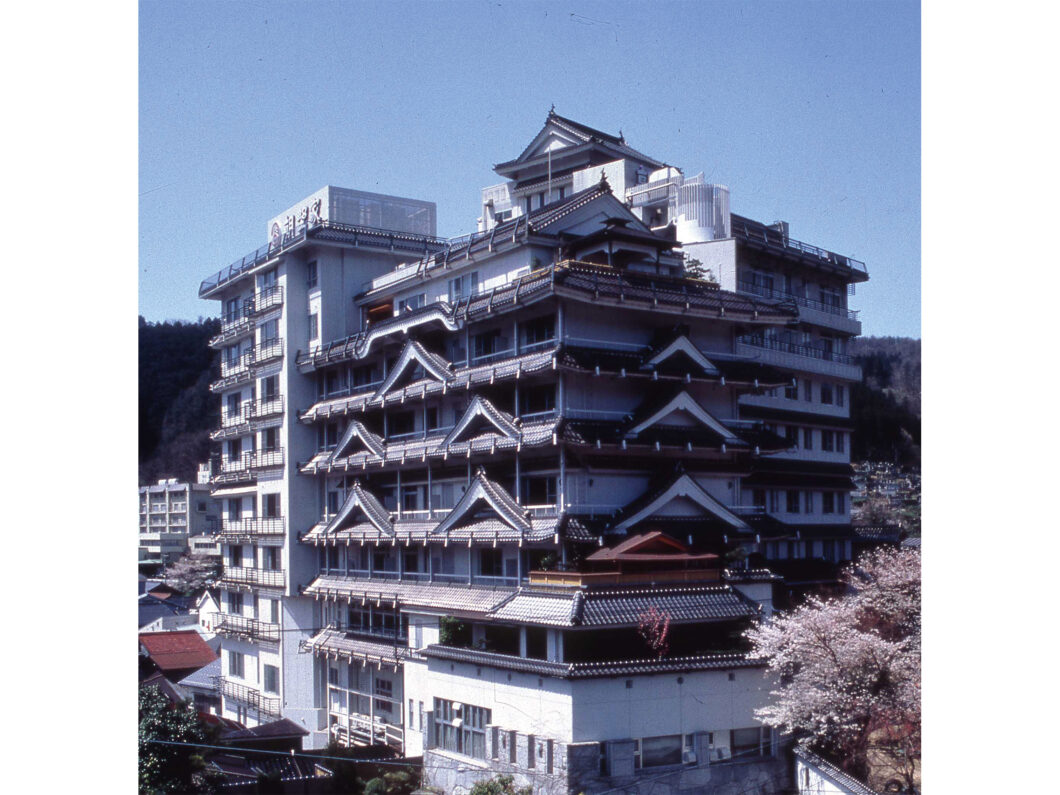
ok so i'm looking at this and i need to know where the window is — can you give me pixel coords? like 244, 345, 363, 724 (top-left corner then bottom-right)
263, 493, 281, 519
397, 293, 426, 313
227, 393, 241, 422
320, 422, 339, 451
784, 425, 798, 446
326, 490, 340, 516
823, 492, 836, 514
447, 271, 479, 303
228, 545, 243, 568
786, 490, 800, 514
374, 678, 393, 713
228, 591, 243, 615
425, 406, 439, 430
259, 318, 279, 344
802, 428, 814, 450
262, 427, 279, 452
821, 383, 833, 404
521, 476, 557, 505
836, 493, 846, 513
197, 501, 207, 512
228, 651, 245, 678
752, 489, 766, 508
479, 548, 503, 577
836, 432, 846, 453
263, 664, 279, 694
822, 430, 835, 452
519, 384, 555, 415
636, 735, 683, 769
523, 315, 555, 347
261, 375, 279, 401
730, 727, 772, 759
227, 499, 242, 521
472, 329, 503, 359
308, 312, 319, 343
768, 490, 780, 513
433, 699, 491, 759
388, 410, 415, 436
306, 261, 318, 288
804, 491, 815, 513
784, 382, 798, 400
836, 385, 845, 407
269, 598, 280, 624
802, 379, 813, 402
262, 547, 281, 571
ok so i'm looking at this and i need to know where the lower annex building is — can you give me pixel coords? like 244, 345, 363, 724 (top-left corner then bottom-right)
198, 112, 867, 794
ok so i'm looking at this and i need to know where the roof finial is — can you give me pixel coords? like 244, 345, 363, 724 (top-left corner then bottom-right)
599, 170, 611, 192
549, 103, 555, 115
619, 128, 624, 143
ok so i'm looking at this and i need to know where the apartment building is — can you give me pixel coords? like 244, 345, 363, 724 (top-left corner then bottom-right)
198, 112, 867, 794
139, 478, 221, 565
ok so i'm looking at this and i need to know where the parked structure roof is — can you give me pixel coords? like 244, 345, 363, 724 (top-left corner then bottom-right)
139, 630, 218, 673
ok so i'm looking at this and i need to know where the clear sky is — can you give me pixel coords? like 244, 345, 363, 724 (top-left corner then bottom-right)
139, 0, 920, 337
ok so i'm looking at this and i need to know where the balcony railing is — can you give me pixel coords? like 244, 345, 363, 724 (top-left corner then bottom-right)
217, 677, 281, 718
737, 280, 859, 320
247, 396, 284, 420
221, 516, 285, 537
249, 448, 285, 472
253, 337, 284, 365
251, 286, 284, 315
737, 335, 855, 365
222, 566, 285, 589
217, 613, 281, 643
209, 309, 254, 348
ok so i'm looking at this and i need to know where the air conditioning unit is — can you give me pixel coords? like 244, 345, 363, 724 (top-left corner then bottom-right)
682, 750, 697, 765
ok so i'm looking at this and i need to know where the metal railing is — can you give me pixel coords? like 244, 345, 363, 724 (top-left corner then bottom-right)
737, 335, 855, 365
736, 280, 859, 320
247, 395, 284, 420
222, 566, 286, 589
221, 517, 285, 537
250, 448, 285, 471
209, 309, 254, 347
731, 221, 867, 275
217, 613, 281, 642
220, 350, 254, 378
217, 677, 281, 718
253, 337, 284, 364
251, 285, 284, 315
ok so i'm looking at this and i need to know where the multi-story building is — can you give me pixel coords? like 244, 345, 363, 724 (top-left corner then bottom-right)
198, 112, 867, 794
139, 478, 222, 565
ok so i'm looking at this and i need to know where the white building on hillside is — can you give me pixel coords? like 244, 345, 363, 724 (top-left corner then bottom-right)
139, 478, 221, 565
198, 112, 870, 794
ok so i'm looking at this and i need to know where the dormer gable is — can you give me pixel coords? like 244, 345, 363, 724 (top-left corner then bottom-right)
613, 473, 749, 532
329, 419, 385, 463
433, 467, 531, 536
642, 335, 720, 376
627, 392, 740, 444
324, 481, 393, 536
442, 396, 520, 447
372, 339, 451, 400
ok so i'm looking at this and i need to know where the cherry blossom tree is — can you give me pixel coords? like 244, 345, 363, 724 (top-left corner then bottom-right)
637, 607, 671, 658
746, 547, 920, 791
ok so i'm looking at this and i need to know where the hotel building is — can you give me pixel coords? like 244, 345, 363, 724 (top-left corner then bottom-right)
198, 112, 866, 794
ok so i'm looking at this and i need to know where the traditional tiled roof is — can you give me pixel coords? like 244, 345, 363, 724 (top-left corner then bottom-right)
304, 575, 516, 616
372, 339, 452, 399
559, 344, 792, 388
626, 391, 743, 445
322, 481, 393, 536
610, 471, 751, 533
301, 512, 567, 546
487, 591, 580, 627
300, 627, 410, 667
330, 419, 385, 462
300, 349, 557, 419
434, 468, 532, 536
793, 748, 882, 795
221, 718, 310, 742
722, 568, 782, 583
441, 395, 520, 447
139, 630, 218, 673
579, 584, 759, 627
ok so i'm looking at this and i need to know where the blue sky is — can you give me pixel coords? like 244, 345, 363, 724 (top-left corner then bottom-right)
140, 0, 920, 337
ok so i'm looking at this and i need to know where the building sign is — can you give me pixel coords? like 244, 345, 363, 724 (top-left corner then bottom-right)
268, 190, 328, 249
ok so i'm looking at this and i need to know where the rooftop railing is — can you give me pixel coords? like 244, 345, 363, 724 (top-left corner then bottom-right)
731, 221, 867, 275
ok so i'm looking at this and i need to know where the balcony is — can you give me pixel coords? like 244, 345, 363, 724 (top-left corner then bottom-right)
731, 218, 868, 280
253, 337, 284, 366
736, 280, 861, 335
217, 677, 281, 718
209, 307, 254, 348
250, 286, 284, 316
221, 516, 285, 538
249, 448, 285, 472
220, 350, 254, 379
217, 613, 281, 643
736, 335, 861, 381
247, 395, 284, 422
222, 566, 285, 589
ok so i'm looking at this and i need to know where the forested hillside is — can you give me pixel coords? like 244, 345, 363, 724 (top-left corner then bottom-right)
138, 317, 220, 484
848, 336, 921, 468
136, 320, 922, 484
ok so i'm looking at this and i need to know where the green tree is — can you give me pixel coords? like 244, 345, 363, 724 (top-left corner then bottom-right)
468, 774, 532, 795
138, 684, 212, 794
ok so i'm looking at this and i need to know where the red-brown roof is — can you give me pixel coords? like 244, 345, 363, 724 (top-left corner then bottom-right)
139, 630, 217, 673
586, 531, 719, 563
